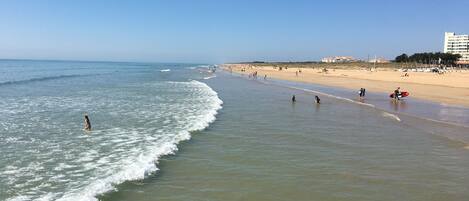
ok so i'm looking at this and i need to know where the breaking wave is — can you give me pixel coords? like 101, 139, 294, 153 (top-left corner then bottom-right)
2, 80, 223, 201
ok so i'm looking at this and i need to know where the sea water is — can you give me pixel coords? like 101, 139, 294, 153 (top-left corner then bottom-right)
0, 60, 222, 201
103, 71, 469, 201
2, 60, 469, 201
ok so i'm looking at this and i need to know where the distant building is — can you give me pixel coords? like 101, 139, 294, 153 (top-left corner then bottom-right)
444, 32, 469, 64
368, 58, 390, 63
321, 56, 356, 63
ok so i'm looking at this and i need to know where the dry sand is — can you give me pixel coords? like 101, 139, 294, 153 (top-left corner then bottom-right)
223, 64, 469, 107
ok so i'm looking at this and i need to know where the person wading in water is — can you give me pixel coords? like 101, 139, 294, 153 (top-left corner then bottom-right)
315, 96, 321, 104
84, 114, 91, 131
394, 87, 401, 101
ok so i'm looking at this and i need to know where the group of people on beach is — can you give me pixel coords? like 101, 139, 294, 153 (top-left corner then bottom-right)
289, 86, 405, 107
248, 71, 258, 79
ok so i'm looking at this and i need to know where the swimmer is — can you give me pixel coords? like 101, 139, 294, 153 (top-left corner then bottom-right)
84, 114, 91, 131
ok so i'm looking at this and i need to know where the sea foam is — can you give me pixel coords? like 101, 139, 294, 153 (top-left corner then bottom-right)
4, 80, 223, 201
381, 112, 401, 122
55, 81, 222, 201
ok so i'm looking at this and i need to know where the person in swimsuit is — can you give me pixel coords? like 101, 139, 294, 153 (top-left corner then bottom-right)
84, 114, 91, 131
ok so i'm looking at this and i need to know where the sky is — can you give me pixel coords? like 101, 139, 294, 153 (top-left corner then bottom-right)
1, 0, 468, 63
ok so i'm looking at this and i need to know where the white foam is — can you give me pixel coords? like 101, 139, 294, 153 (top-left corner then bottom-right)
6, 196, 32, 201
45, 80, 221, 201
2, 78, 223, 201
203, 75, 216, 80
381, 112, 401, 122
160, 69, 171, 72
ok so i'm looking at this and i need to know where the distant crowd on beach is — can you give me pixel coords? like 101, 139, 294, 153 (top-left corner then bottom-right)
236, 65, 409, 106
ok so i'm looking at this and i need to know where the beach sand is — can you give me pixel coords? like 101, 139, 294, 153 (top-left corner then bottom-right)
223, 64, 469, 107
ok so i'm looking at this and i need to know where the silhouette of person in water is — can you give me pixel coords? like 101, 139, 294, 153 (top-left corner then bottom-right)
315, 96, 320, 104
394, 87, 401, 100
84, 114, 91, 131
292, 95, 296, 102
359, 88, 366, 98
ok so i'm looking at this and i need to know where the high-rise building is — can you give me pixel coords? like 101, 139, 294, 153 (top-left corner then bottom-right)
444, 32, 469, 64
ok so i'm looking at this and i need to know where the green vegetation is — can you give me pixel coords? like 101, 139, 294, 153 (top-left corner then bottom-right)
395, 52, 461, 65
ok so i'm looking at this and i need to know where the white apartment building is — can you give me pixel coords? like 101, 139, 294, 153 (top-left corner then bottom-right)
444, 32, 469, 64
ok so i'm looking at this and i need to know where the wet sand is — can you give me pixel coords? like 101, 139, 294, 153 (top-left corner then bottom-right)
223, 64, 469, 107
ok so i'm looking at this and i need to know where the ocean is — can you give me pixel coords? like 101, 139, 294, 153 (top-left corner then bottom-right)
0, 60, 222, 201
1, 60, 469, 201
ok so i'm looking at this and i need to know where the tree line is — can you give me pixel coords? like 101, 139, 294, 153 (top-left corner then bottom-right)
395, 52, 461, 65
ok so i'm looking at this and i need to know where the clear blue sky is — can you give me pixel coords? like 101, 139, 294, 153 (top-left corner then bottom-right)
1, 0, 468, 63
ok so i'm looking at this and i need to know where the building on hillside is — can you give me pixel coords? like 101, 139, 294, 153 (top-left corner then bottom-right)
321, 56, 356, 63
444, 32, 469, 64
368, 57, 390, 63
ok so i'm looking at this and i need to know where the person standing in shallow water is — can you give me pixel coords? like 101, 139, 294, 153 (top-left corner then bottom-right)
292, 95, 296, 102
84, 114, 91, 131
394, 87, 401, 101
359, 88, 366, 98
315, 96, 320, 104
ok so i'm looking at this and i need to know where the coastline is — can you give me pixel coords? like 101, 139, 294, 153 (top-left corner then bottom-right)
103, 71, 469, 201
222, 64, 469, 107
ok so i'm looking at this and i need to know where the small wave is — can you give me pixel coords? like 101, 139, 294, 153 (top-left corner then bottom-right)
160, 69, 171, 72
203, 75, 216, 80
381, 112, 401, 122
0, 74, 85, 86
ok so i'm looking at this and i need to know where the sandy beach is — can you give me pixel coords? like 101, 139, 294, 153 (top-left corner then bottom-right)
223, 64, 469, 107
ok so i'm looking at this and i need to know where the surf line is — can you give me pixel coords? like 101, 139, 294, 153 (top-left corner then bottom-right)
242, 74, 406, 124
229, 70, 469, 128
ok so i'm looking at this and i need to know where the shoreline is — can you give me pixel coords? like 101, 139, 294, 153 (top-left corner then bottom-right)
222, 64, 469, 107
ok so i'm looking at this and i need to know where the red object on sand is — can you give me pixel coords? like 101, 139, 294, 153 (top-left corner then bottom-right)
389, 91, 409, 98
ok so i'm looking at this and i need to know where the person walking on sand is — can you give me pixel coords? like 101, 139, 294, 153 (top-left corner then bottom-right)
315, 96, 321, 104
292, 95, 296, 102
84, 114, 91, 131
